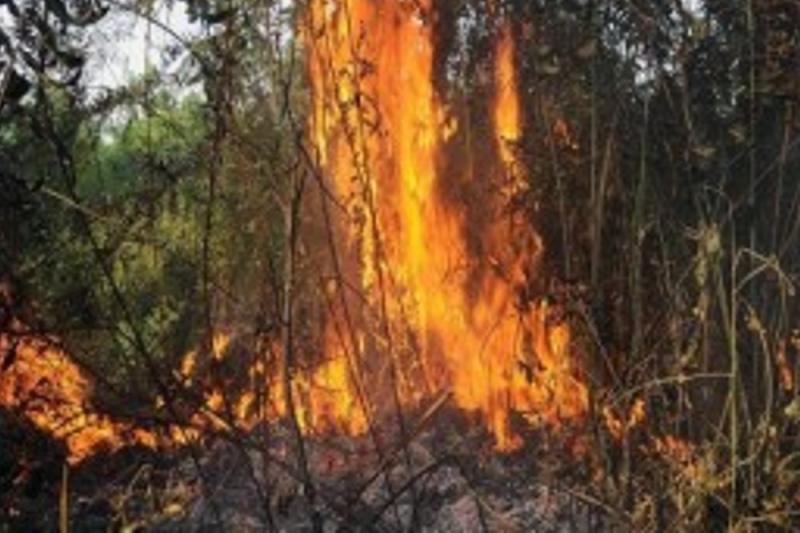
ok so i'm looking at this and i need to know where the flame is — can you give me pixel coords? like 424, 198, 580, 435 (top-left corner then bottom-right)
296, 355, 368, 436
0, 327, 367, 463
3, 2, 593, 462
0, 332, 155, 464
603, 397, 647, 440
494, 19, 521, 173
306, 0, 588, 449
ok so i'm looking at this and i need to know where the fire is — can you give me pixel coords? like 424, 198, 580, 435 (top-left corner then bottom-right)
0, 332, 155, 464
3, 1, 592, 462
175, 331, 367, 439
0, 317, 371, 464
296, 355, 368, 435
306, 0, 588, 449
603, 397, 647, 440
494, 17, 521, 174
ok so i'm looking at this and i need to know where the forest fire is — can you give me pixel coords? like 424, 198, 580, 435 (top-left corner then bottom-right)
162, 333, 365, 444
0, 18, 695, 517
0, 330, 156, 464
2, 0, 685, 470
7, 0, 800, 529
2, 0, 590, 462
305, 0, 588, 450
0, 328, 369, 463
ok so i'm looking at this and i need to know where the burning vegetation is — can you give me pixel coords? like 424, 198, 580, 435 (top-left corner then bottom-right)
2, 0, 800, 530
305, 0, 588, 450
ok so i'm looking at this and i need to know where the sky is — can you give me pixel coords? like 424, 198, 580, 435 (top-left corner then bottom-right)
84, 2, 198, 93
4, 0, 706, 97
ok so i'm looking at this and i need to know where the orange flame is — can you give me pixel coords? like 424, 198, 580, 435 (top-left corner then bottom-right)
306, 0, 588, 449
3, 2, 594, 462
494, 20, 521, 173
603, 397, 647, 440
0, 327, 368, 464
174, 331, 367, 439
0, 333, 156, 464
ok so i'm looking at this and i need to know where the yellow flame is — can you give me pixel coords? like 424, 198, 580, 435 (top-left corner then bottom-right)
306, 0, 588, 449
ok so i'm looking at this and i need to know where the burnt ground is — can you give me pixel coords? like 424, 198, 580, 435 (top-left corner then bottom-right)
1, 403, 609, 532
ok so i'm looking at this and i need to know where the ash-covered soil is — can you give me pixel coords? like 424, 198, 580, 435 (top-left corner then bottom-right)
3, 403, 605, 532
